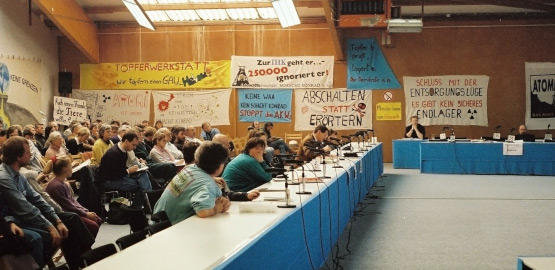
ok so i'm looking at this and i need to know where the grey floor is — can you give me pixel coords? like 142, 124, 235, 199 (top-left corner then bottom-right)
322, 163, 555, 270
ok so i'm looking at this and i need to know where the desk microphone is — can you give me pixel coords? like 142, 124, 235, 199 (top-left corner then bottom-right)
495, 125, 501, 132
510, 128, 516, 135
329, 137, 341, 142
547, 124, 551, 134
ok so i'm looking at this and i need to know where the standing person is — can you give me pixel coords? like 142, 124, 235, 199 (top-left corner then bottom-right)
200, 122, 220, 141
98, 130, 152, 209
516, 124, 536, 142
405, 115, 425, 139
263, 122, 291, 154
153, 141, 231, 224
44, 157, 102, 238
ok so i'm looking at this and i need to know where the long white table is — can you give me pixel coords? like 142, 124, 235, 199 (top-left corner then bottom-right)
86, 144, 383, 270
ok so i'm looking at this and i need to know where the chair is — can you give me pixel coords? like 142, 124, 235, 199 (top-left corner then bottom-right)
79, 243, 118, 268
284, 133, 303, 151
145, 220, 172, 236
144, 189, 164, 214
115, 230, 149, 250
49, 263, 70, 270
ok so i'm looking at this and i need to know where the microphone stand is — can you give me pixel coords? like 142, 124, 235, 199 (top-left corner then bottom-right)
319, 151, 332, 179
277, 181, 296, 208
283, 160, 300, 185
295, 162, 311, 195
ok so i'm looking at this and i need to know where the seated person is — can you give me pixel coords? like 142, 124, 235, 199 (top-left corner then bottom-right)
263, 122, 292, 154
200, 122, 220, 141
248, 130, 275, 166
515, 124, 536, 142
66, 127, 93, 159
222, 138, 273, 192
297, 124, 331, 162
44, 131, 69, 159
405, 116, 425, 139
247, 121, 261, 132
157, 128, 184, 160
0, 201, 40, 270
182, 141, 201, 166
98, 130, 153, 209
143, 126, 156, 153
171, 126, 186, 151
149, 132, 176, 163
91, 124, 114, 165
132, 126, 149, 160
153, 142, 231, 224
44, 157, 102, 238
184, 126, 202, 143
110, 125, 131, 144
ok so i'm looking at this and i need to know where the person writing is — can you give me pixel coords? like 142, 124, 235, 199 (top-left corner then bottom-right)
297, 124, 331, 162
405, 116, 425, 139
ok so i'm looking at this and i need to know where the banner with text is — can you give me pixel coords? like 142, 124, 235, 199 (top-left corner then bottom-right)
347, 38, 401, 90
72, 89, 151, 126
53, 96, 87, 125
230, 56, 334, 89
404, 75, 489, 126
376, 102, 402, 121
238, 89, 292, 122
152, 89, 231, 127
294, 89, 372, 131
525, 62, 555, 130
80, 61, 230, 90
0, 57, 41, 126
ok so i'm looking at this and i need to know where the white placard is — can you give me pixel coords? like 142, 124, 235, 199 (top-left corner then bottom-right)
503, 143, 523, 155
545, 134, 553, 141
507, 135, 516, 142
493, 133, 501, 140
53, 96, 87, 125
439, 133, 447, 140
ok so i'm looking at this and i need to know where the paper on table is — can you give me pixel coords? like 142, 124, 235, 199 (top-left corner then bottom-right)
72, 159, 91, 173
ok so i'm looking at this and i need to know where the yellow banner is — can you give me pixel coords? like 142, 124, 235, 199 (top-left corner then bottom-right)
376, 102, 402, 121
80, 61, 230, 89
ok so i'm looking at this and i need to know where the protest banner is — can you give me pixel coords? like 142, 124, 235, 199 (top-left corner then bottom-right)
72, 89, 151, 126
238, 89, 292, 122
404, 75, 489, 126
152, 89, 231, 127
53, 96, 87, 125
376, 102, 402, 121
525, 62, 555, 130
347, 38, 401, 90
230, 56, 333, 89
294, 89, 372, 131
80, 61, 230, 89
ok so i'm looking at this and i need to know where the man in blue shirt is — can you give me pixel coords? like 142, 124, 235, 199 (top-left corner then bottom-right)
200, 122, 220, 141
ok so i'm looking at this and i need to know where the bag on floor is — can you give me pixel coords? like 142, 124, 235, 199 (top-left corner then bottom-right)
106, 201, 128, 225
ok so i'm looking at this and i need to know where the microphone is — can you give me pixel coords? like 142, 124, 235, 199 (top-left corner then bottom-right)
305, 146, 326, 154
341, 135, 352, 141
495, 125, 501, 132
276, 153, 296, 159
548, 124, 551, 134
265, 167, 287, 174
283, 159, 304, 165
510, 128, 516, 135
328, 137, 341, 142
323, 141, 338, 148
442, 126, 450, 132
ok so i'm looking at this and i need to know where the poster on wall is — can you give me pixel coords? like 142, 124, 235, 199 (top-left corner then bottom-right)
294, 89, 372, 131
347, 38, 401, 90
80, 61, 231, 90
238, 89, 292, 123
152, 89, 231, 127
72, 89, 151, 126
525, 62, 555, 130
230, 56, 334, 89
376, 102, 402, 121
0, 56, 41, 127
404, 75, 489, 126
53, 96, 87, 125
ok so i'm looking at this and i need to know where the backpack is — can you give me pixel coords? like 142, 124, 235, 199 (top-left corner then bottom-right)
106, 201, 128, 225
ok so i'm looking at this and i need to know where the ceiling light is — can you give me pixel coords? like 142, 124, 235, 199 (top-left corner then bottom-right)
123, 0, 157, 31
387, 19, 423, 33
271, 0, 300, 28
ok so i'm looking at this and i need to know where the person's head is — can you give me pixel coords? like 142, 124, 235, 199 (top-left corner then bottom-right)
519, 125, 527, 135
110, 124, 119, 134
252, 121, 260, 129
71, 123, 82, 135
81, 119, 91, 129
153, 131, 167, 148
48, 121, 59, 131
184, 126, 196, 138
157, 127, 172, 142
144, 126, 157, 141
313, 124, 329, 142
195, 141, 229, 176
90, 123, 99, 138
23, 124, 36, 138
117, 125, 131, 136
410, 116, 419, 125
6, 125, 23, 138
249, 130, 268, 143
171, 126, 186, 142
2, 136, 31, 166
133, 126, 145, 142
99, 124, 113, 140
45, 131, 64, 149
43, 156, 72, 178
264, 122, 274, 131
212, 134, 230, 150
0, 130, 7, 146
142, 120, 149, 126
120, 130, 139, 151
201, 122, 211, 133
110, 120, 120, 127
76, 127, 90, 143
154, 120, 164, 130
182, 141, 200, 164
34, 123, 44, 135
244, 137, 266, 157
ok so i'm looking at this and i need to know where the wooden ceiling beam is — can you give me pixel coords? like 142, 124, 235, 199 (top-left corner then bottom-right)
32, 0, 99, 63
320, 0, 344, 61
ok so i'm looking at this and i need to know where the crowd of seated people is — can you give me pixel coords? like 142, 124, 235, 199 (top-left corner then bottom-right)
0, 117, 323, 269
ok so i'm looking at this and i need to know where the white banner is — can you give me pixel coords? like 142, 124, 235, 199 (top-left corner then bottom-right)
230, 56, 334, 88
525, 62, 555, 130
294, 89, 372, 131
404, 75, 489, 126
53, 96, 87, 125
152, 89, 231, 127
0, 57, 41, 126
72, 89, 151, 126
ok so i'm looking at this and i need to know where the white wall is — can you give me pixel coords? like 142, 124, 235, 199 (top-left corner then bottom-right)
0, 0, 58, 124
